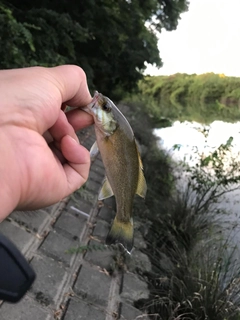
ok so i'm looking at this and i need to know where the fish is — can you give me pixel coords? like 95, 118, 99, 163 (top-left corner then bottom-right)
83, 91, 147, 252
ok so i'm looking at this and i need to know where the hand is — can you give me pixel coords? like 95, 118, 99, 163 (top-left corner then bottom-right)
0, 65, 93, 220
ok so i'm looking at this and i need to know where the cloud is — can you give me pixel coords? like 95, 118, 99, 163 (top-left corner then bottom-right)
145, 0, 240, 77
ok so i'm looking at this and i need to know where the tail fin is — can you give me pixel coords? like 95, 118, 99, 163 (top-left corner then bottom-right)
106, 217, 134, 252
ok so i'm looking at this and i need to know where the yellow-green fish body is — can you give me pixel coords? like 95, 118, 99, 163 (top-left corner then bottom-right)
84, 91, 147, 252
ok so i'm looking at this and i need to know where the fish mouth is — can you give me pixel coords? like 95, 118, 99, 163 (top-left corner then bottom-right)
82, 91, 99, 112
91, 91, 100, 108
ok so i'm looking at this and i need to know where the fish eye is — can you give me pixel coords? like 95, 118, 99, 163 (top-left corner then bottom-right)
102, 102, 111, 113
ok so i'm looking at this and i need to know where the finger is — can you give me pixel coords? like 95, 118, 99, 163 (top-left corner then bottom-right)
61, 135, 90, 193
65, 108, 94, 131
0, 65, 93, 135
49, 110, 78, 143
49, 142, 66, 165
50, 65, 92, 107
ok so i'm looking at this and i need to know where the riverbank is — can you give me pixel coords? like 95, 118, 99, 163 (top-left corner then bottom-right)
120, 99, 240, 320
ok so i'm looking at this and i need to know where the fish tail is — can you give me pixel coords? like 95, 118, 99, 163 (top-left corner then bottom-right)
106, 217, 134, 252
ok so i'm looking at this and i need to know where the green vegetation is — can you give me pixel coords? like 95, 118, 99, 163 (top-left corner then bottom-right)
0, 0, 188, 97
123, 100, 240, 319
137, 73, 240, 123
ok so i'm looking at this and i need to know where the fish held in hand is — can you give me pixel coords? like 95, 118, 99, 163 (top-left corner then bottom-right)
83, 91, 147, 252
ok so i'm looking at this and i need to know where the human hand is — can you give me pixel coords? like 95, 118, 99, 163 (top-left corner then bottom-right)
0, 65, 93, 220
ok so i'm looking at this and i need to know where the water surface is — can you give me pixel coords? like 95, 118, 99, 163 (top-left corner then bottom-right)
154, 120, 240, 244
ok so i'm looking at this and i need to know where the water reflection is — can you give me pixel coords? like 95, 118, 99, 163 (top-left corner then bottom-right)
154, 120, 240, 247
154, 120, 240, 164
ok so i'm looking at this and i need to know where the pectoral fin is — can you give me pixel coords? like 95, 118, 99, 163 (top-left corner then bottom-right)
98, 177, 114, 200
90, 141, 99, 160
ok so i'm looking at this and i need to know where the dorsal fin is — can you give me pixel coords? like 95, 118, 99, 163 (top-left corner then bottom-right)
135, 140, 147, 198
136, 167, 147, 198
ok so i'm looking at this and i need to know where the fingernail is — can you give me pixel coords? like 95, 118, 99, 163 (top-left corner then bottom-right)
67, 135, 80, 144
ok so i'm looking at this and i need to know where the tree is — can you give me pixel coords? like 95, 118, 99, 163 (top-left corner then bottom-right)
0, 0, 189, 95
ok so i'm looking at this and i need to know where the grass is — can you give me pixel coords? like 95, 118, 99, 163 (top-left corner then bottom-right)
139, 187, 240, 319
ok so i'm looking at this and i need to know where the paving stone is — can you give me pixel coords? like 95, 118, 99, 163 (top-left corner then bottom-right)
89, 133, 96, 140
92, 158, 105, 170
10, 210, 50, 233
0, 220, 34, 253
126, 250, 151, 273
83, 137, 96, 151
121, 273, 149, 304
85, 141, 97, 152
30, 255, 66, 306
67, 198, 93, 215
72, 186, 97, 204
88, 134, 96, 143
54, 211, 86, 239
120, 303, 149, 320
77, 130, 86, 141
134, 219, 151, 239
74, 265, 111, 306
98, 206, 116, 222
102, 197, 116, 210
43, 202, 62, 215
0, 295, 49, 320
134, 230, 147, 250
78, 128, 94, 144
84, 240, 115, 271
40, 231, 78, 266
93, 220, 110, 240
63, 299, 106, 320
88, 169, 104, 184
85, 179, 102, 195
90, 162, 106, 177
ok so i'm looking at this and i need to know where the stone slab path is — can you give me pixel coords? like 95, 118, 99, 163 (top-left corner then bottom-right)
0, 127, 151, 320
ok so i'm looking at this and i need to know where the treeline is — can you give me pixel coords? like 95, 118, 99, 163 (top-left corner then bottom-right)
136, 73, 240, 124
140, 72, 240, 106
0, 0, 188, 97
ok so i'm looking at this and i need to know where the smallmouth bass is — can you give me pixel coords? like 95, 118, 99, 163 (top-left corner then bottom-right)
83, 91, 147, 252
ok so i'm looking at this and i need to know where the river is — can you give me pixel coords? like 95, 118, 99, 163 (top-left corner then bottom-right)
154, 120, 240, 246
154, 120, 240, 164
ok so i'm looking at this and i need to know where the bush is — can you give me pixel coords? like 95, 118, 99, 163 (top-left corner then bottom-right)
129, 126, 240, 319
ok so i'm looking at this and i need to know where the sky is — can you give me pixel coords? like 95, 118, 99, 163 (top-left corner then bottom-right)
145, 0, 240, 77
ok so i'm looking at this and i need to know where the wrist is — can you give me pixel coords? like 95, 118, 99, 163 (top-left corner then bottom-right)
0, 185, 19, 222
0, 131, 20, 220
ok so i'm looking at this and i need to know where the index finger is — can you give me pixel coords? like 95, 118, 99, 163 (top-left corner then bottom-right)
49, 65, 92, 107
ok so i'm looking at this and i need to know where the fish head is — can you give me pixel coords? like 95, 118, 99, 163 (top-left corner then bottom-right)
84, 91, 118, 136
